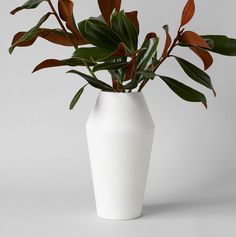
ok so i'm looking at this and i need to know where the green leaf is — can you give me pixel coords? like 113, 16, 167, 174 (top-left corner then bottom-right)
111, 10, 138, 51
10, 0, 46, 15
159, 75, 207, 108
70, 84, 88, 110
201, 35, 236, 56
78, 19, 121, 50
9, 12, 51, 54
93, 62, 128, 72
174, 56, 216, 96
67, 70, 114, 92
72, 47, 113, 62
136, 35, 159, 71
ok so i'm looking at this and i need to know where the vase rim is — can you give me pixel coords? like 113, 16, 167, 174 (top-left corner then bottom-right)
100, 91, 143, 96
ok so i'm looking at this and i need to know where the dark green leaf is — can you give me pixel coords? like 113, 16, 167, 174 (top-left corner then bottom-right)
9, 12, 52, 54
136, 35, 159, 71
159, 75, 207, 108
10, 0, 46, 15
93, 62, 128, 72
111, 10, 138, 51
78, 19, 121, 50
174, 56, 216, 96
67, 70, 114, 91
201, 35, 236, 56
70, 84, 88, 110
72, 47, 113, 62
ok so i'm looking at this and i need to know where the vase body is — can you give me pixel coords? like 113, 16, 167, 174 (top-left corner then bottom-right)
86, 92, 155, 220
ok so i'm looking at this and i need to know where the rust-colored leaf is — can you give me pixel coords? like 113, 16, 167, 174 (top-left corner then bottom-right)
112, 77, 121, 92
33, 59, 65, 73
97, 0, 122, 25
145, 32, 157, 41
124, 58, 136, 81
126, 11, 139, 33
11, 29, 87, 49
190, 46, 213, 70
161, 25, 172, 58
40, 29, 87, 46
58, 0, 79, 37
180, 31, 209, 49
181, 0, 195, 27
11, 32, 38, 47
111, 42, 128, 57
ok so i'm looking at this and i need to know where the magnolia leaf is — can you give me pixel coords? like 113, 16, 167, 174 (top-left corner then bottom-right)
124, 58, 136, 81
58, 0, 79, 37
201, 35, 236, 56
111, 10, 138, 51
33, 58, 95, 72
159, 75, 207, 109
72, 47, 113, 62
10, 0, 46, 15
67, 70, 115, 91
97, 0, 121, 25
136, 33, 159, 71
181, 0, 195, 27
9, 12, 52, 54
190, 46, 213, 70
78, 19, 121, 49
126, 11, 139, 33
161, 25, 172, 58
11, 29, 87, 48
174, 56, 216, 95
70, 84, 88, 110
93, 61, 128, 72
180, 31, 209, 49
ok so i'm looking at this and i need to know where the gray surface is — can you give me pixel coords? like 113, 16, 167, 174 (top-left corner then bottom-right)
0, 0, 236, 236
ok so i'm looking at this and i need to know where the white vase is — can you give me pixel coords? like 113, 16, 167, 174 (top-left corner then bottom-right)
86, 91, 155, 220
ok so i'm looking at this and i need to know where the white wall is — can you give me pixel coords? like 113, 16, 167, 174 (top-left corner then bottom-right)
0, 1, 236, 236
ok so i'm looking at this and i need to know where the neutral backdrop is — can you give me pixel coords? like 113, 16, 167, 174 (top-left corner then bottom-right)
0, 0, 236, 236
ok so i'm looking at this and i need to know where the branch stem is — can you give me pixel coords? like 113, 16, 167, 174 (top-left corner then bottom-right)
47, 0, 77, 49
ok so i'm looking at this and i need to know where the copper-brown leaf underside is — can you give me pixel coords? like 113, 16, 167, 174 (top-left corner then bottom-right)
181, 0, 195, 27
112, 77, 122, 92
180, 31, 209, 49
97, 0, 122, 25
126, 11, 139, 33
190, 46, 213, 70
11, 32, 38, 47
112, 42, 128, 57
11, 29, 87, 49
145, 32, 158, 41
33, 59, 65, 73
161, 28, 172, 59
124, 59, 136, 81
58, 0, 79, 37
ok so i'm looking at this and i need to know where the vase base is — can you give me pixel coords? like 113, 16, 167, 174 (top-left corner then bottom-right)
97, 212, 142, 221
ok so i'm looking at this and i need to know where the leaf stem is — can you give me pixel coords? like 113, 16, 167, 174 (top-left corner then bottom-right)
46, 0, 77, 49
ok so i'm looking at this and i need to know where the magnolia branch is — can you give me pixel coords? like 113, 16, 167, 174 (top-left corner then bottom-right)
138, 28, 183, 92
47, 0, 77, 49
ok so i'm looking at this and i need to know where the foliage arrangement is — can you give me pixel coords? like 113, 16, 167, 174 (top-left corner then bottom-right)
10, 0, 236, 109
